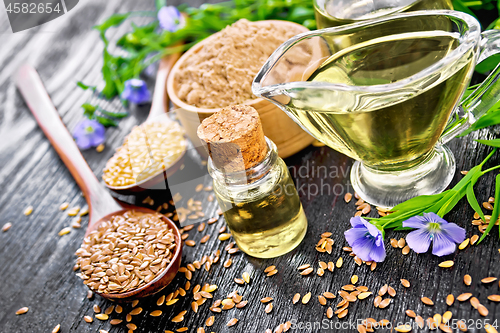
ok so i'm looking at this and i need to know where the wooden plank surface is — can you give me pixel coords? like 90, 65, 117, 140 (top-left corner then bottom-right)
0, 1, 499, 332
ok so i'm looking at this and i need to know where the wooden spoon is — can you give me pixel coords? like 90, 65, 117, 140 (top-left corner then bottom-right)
14, 64, 182, 302
105, 52, 187, 194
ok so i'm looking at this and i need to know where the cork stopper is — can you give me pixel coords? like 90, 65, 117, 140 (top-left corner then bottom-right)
197, 105, 268, 173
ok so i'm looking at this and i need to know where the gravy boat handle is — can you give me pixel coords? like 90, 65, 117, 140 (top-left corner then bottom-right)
439, 30, 500, 144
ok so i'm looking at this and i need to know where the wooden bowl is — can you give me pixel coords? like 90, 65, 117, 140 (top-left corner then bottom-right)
166, 20, 315, 158
87, 208, 183, 302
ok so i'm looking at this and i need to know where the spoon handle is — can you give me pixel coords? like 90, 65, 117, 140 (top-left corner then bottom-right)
14, 64, 122, 229
147, 52, 181, 121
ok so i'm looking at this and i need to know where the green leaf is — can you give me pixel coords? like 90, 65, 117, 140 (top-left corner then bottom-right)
466, 181, 486, 223
93, 13, 131, 33
98, 108, 128, 119
476, 138, 500, 148
95, 115, 118, 127
81, 103, 97, 118
478, 174, 500, 243
458, 107, 500, 137
77, 82, 96, 91
475, 54, 500, 74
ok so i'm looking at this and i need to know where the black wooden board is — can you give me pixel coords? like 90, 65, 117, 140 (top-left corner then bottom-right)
0, 1, 499, 332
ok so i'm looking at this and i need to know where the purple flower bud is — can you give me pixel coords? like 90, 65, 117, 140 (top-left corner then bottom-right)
344, 216, 386, 262
121, 79, 151, 104
158, 6, 185, 32
72, 119, 105, 150
403, 212, 466, 256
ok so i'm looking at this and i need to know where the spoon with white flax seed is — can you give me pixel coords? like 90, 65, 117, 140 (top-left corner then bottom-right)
14, 64, 182, 302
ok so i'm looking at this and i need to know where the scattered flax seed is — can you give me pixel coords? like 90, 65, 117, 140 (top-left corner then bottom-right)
126, 323, 137, 330
439, 324, 453, 333
110, 319, 122, 325
15, 307, 29, 315
300, 268, 314, 276
470, 297, 480, 309
302, 292, 312, 304
390, 239, 398, 248
206, 316, 215, 326
265, 303, 273, 313
459, 238, 470, 250
224, 259, 232, 268
58, 227, 71, 236
79, 207, 89, 216
370, 262, 377, 271
227, 318, 238, 327
485, 324, 499, 333
461, 170, 468, 175
150, 310, 162, 317
185, 240, 196, 247
483, 202, 494, 210
481, 277, 498, 283
95, 314, 108, 321
357, 292, 372, 300
298, 264, 310, 270
24, 206, 33, 216
378, 284, 388, 296
336, 257, 343, 268
115, 305, 122, 314
421, 297, 434, 305
318, 295, 327, 305
293, 293, 300, 304
414, 316, 424, 329
478, 304, 489, 316
326, 307, 333, 318
236, 300, 248, 308
197, 223, 206, 232
378, 298, 391, 309
388, 286, 396, 297
264, 265, 275, 273
351, 275, 358, 284
488, 295, 500, 302
446, 294, 454, 306
83, 316, 93, 323
67, 207, 80, 216
400, 279, 410, 288
405, 309, 416, 318
457, 293, 472, 301
434, 313, 442, 326
438, 260, 454, 268
130, 307, 143, 315
328, 262, 334, 272
464, 274, 472, 286
95, 144, 105, 152
471, 234, 479, 245
344, 193, 352, 203
104, 306, 114, 315
242, 272, 250, 284
261, 297, 273, 303
457, 320, 467, 332
200, 235, 210, 244
394, 324, 412, 332
219, 233, 231, 241
59, 202, 69, 211
443, 311, 452, 323
397, 238, 405, 248
93, 305, 101, 313
2, 222, 12, 232
402, 245, 410, 255
157, 295, 166, 306
338, 308, 348, 319
373, 296, 382, 307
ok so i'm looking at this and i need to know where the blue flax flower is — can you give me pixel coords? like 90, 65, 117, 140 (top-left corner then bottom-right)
73, 119, 105, 150
121, 79, 151, 104
403, 212, 465, 256
344, 216, 386, 262
158, 6, 185, 32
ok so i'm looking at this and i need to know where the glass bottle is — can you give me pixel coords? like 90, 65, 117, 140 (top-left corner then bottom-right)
208, 137, 307, 258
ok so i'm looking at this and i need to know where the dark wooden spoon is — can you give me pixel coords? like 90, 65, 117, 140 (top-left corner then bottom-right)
14, 64, 182, 302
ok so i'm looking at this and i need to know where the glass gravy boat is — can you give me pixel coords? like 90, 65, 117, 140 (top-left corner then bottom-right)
253, 10, 500, 208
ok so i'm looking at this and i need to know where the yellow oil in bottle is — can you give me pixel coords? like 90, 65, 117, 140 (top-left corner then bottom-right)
211, 143, 307, 258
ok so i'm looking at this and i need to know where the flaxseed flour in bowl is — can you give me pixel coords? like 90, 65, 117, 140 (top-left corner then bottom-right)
167, 19, 314, 158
